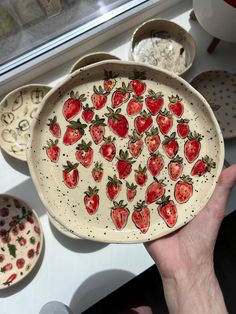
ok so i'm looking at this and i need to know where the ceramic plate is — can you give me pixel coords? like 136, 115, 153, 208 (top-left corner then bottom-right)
0, 194, 43, 289
27, 61, 224, 243
0, 84, 51, 161
191, 70, 236, 139
48, 213, 80, 239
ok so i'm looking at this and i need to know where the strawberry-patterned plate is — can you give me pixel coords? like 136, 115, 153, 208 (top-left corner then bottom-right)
26, 61, 224, 243
0, 194, 43, 289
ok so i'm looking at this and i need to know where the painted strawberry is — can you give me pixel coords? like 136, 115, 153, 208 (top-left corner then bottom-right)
134, 111, 153, 135
63, 119, 87, 145
0, 207, 9, 217
147, 153, 164, 177
162, 132, 179, 159
126, 182, 137, 202
81, 104, 94, 123
111, 200, 130, 230
91, 85, 109, 110
184, 131, 202, 163
84, 186, 99, 215
1, 263, 13, 272
89, 115, 106, 144
103, 70, 118, 92
168, 95, 184, 118
132, 201, 150, 233
168, 155, 183, 181
3, 273, 17, 286
135, 165, 148, 186
99, 136, 116, 161
16, 258, 25, 269
63, 161, 79, 189
127, 95, 143, 116
27, 249, 35, 259
75, 140, 93, 168
145, 127, 160, 153
145, 89, 164, 115
129, 71, 147, 96
156, 109, 173, 135
45, 139, 60, 162
145, 178, 165, 204
111, 82, 131, 108
105, 107, 129, 138
156, 196, 177, 228
128, 131, 143, 158
91, 162, 103, 181
17, 236, 27, 246
191, 155, 216, 176
116, 150, 134, 179
177, 118, 190, 139
106, 175, 122, 201
0, 254, 4, 263
63, 90, 86, 120
47, 116, 61, 138
174, 175, 193, 204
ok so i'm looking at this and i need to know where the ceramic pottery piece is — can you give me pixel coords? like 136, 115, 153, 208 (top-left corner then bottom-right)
191, 70, 236, 139
0, 194, 43, 289
0, 84, 51, 161
48, 213, 80, 239
27, 61, 224, 243
129, 19, 196, 76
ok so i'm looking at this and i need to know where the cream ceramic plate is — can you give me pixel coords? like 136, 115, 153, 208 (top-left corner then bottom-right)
0, 84, 51, 161
191, 70, 236, 139
27, 61, 224, 243
0, 194, 43, 289
48, 213, 80, 239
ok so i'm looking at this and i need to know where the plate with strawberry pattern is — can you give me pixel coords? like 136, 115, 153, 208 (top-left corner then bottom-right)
27, 61, 224, 243
0, 194, 43, 289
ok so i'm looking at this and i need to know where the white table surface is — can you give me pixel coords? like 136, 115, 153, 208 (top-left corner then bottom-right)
1, 2, 236, 313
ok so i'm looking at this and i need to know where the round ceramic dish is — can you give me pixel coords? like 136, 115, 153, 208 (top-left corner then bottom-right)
0, 194, 43, 289
48, 213, 80, 239
129, 19, 196, 76
69, 52, 120, 73
27, 60, 224, 243
191, 70, 236, 139
0, 84, 51, 161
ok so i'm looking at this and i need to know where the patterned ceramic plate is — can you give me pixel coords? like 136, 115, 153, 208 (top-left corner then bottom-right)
191, 70, 236, 139
27, 61, 224, 243
48, 213, 80, 239
0, 84, 51, 161
0, 194, 43, 289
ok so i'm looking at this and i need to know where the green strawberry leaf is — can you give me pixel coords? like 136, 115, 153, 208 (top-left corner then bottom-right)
8, 244, 17, 258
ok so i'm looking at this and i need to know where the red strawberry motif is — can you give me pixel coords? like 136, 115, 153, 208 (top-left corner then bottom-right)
135, 165, 148, 186
106, 175, 122, 201
99, 136, 116, 161
105, 107, 129, 138
129, 70, 146, 96
75, 140, 93, 168
147, 153, 164, 177
134, 111, 153, 135
127, 95, 143, 116
184, 131, 202, 163
63, 91, 86, 120
17, 236, 26, 246
84, 186, 99, 215
91, 85, 109, 110
132, 201, 150, 233
128, 131, 143, 158
47, 116, 61, 138
103, 70, 118, 92
63, 161, 79, 189
156, 109, 173, 135
0, 254, 4, 263
168, 156, 183, 181
111, 82, 131, 108
145, 178, 165, 204
45, 139, 60, 163
92, 162, 104, 182
1, 263, 13, 272
162, 132, 179, 159
3, 273, 17, 286
111, 200, 130, 230
116, 150, 134, 179
63, 119, 87, 145
0, 207, 9, 217
145, 127, 160, 153
16, 258, 25, 269
177, 118, 190, 139
157, 196, 177, 228
81, 104, 94, 123
126, 182, 137, 202
27, 249, 35, 259
89, 115, 106, 144
168, 95, 184, 118
174, 175, 193, 204
145, 89, 164, 115
191, 155, 216, 176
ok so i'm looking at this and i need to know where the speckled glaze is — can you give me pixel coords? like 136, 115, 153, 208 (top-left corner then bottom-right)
48, 213, 80, 239
191, 70, 236, 139
0, 84, 51, 161
0, 194, 43, 289
26, 60, 224, 243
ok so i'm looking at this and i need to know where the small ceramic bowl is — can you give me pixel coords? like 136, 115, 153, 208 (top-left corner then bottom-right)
0, 84, 51, 161
69, 51, 121, 73
129, 19, 196, 76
